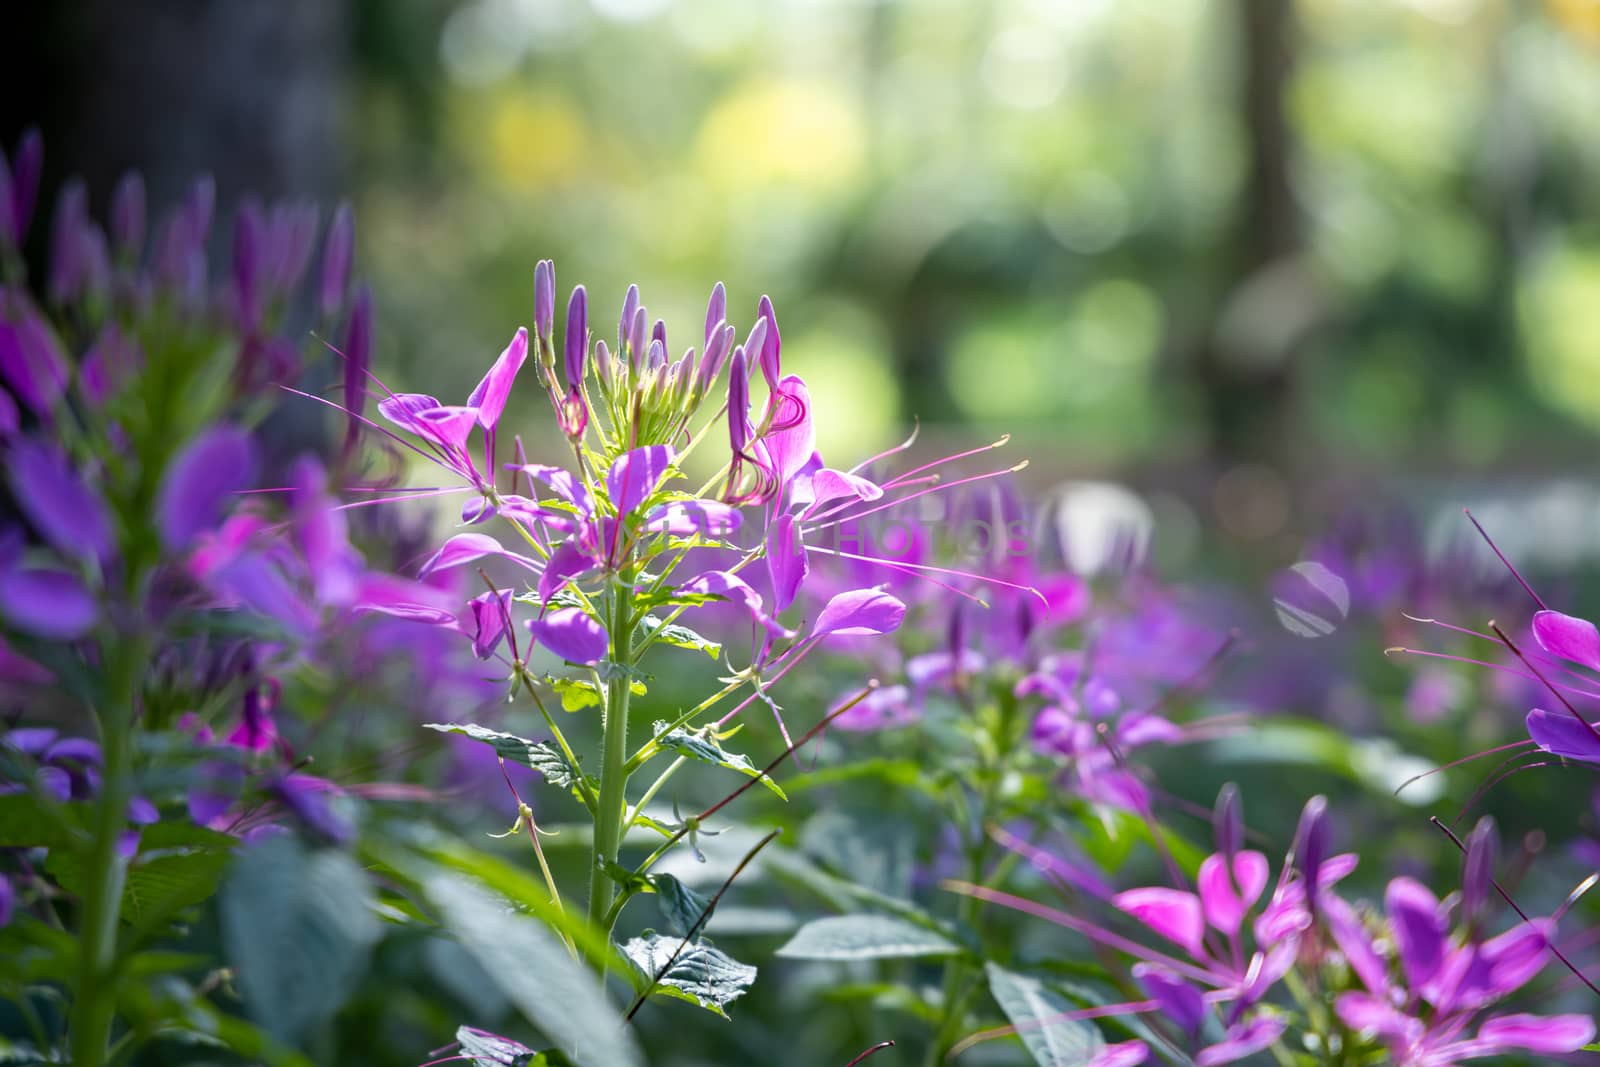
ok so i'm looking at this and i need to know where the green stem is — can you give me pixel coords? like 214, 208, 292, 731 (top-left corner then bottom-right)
69, 634, 145, 1066
585, 575, 636, 967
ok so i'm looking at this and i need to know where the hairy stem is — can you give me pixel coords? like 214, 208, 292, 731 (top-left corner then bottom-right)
69, 633, 146, 1066
586, 574, 636, 967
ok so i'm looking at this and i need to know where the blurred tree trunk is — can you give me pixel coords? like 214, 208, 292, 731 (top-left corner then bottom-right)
1194, 0, 1314, 465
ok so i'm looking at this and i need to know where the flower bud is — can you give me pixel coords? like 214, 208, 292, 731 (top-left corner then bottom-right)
646, 337, 666, 373
756, 294, 781, 390
699, 322, 735, 393
319, 201, 353, 318
1214, 782, 1242, 859
628, 306, 648, 374
1293, 795, 1328, 891
1462, 815, 1498, 931
705, 281, 726, 346
594, 338, 614, 389
651, 318, 667, 355
534, 259, 555, 341
110, 172, 147, 259
728, 348, 750, 454
48, 180, 90, 306
342, 284, 373, 455
564, 284, 587, 390
2, 128, 43, 248
619, 283, 640, 356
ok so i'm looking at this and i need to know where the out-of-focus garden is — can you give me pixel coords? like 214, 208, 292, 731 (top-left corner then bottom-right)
8, 2, 1600, 1066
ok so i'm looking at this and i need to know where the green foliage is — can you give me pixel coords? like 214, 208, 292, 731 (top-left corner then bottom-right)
984, 964, 1104, 1067
776, 914, 965, 961
422, 869, 643, 1067
219, 835, 382, 1045
423, 722, 586, 790
650, 722, 786, 799
648, 873, 714, 938
620, 934, 757, 1020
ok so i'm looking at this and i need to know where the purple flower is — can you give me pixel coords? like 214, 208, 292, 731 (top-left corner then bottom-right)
320, 201, 354, 318
157, 424, 259, 549
4, 436, 114, 563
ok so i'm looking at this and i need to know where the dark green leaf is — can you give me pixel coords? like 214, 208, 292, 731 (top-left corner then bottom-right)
985, 963, 1103, 1067
0, 793, 80, 850
651, 722, 786, 799
776, 915, 964, 961
640, 616, 721, 659
424, 869, 642, 1067
621, 933, 756, 1019
649, 873, 713, 938
220, 835, 381, 1045
422, 723, 582, 788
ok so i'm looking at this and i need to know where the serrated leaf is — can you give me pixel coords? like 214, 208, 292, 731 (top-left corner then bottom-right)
424, 870, 642, 1067
423, 723, 581, 789
640, 616, 721, 658
649, 873, 713, 938
651, 722, 786, 799
776, 914, 964, 961
220, 835, 381, 1045
621, 934, 756, 1019
986, 963, 1104, 1067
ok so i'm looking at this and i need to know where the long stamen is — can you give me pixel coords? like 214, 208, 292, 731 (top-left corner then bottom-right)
1392, 738, 1539, 798
846, 419, 920, 475
1464, 508, 1548, 611
1489, 621, 1600, 748
1384, 646, 1600, 702
878, 434, 1010, 489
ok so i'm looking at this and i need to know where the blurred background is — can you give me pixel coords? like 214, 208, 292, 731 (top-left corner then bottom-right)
10, 0, 1600, 556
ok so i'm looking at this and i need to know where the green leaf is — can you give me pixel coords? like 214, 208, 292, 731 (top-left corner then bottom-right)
424, 869, 642, 1067
985, 963, 1104, 1067
761, 848, 970, 944
0, 793, 80, 850
621, 933, 757, 1019
220, 835, 381, 1045
547, 676, 645, 711
639, 616, 721, 659
423, 723, 582, 789
775, 915, 964, 961
651, 722, 786, 799
649, 873, 713, 938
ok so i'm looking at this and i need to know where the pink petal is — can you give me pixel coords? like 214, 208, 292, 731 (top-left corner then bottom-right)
419, 532, 538, 579
527, 607, 607, 665
680, 569, 791, 637
6, 437, 113, 562
1197, 850, 1269, 936
644, 500, 742, 536
1335, 992, 1418, 1041
157, 425, 258, 550
762, 374, 815, 491
766, 512, 807, 614
805, 467, 882, 509
538, 540, 597, 604
467, 327, 528, 431
376, 392, 442, 434
1088, 1042, 1149, 1067
1532, 609, 1600, 672
1195, 1016, 1286, 1067
1111, 887, 1204, 955
814, 587, 905, 637
1476, 1013, 1595, 1053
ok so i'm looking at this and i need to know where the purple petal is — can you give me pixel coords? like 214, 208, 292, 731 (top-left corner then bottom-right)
1324, 895, 1388, 996
831, 684, 917, 732
679, 569, 790, 637
1532, 609, 1600, 672
352, 574, 460, 624
1087, 1042, 1148, 1067
814, 588, 905, 638
4, 727, 58, 756
342, 285, 373, 443
1476, 1013, 1595, 1054
1197, 850, 1269, 937
0, 296, 69, 413
0, 567, 98, 638
766, 512, 807, 614
704, 282, 726, 347
377, 392, 444, 435
5, 437, 113, 563
467, 589, 514, 660
1195, 1016, 1287, 1067
210, 553, 317, 635
413, 405, 480, 453
1111, 887, 1204, 955
467, 327, 529, 432
1386, 876, 1447, 990
188, 760, 244, 826
1132, 964, 1205, 1035
527, 607, 607, 665
110, 172, 146, 257
319, 201, 354, 318
643, 501, 742, 536
509, 463, 593, 515
419, 532, 538, 579
1479, 919, 1553, 1000
271, 774, 354, 844
9, 130, 42, 246
762, 374, 815, 491
1526, 707, 1600, 763
157, 425, 259, 549
802, 467, 882, 509
606, 445, 675, 518
1334, 992, 1419, 1041
0, 873, 14, 927
0, 389, 16, 436
539, 541, 597, 605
